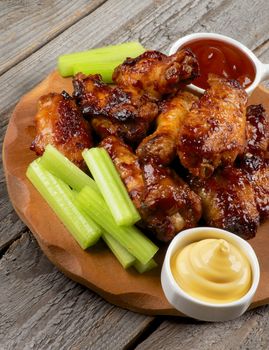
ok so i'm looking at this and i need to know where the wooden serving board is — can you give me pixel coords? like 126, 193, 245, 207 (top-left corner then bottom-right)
3, 71, 269, 316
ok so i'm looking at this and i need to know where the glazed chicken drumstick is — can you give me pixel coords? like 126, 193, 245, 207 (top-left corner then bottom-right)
178, 74, 248, 178
101, 136, 202, 242
31, 92, 92, 167
136, 91, 198, 165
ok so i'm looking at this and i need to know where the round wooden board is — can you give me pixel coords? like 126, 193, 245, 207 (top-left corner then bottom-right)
3, 71, 269, 316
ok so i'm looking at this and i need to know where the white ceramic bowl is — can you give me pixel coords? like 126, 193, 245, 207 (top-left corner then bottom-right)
169, 32, 269, 95
161, 227, 260, 322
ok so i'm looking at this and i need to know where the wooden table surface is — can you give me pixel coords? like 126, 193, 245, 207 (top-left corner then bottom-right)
1, 1, 269, 349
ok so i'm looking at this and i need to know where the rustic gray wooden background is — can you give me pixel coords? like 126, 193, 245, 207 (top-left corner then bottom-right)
1, 1, 269, 349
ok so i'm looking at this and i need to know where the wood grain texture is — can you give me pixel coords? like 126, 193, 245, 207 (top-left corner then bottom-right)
0, 0, 106, 75
0, 107, 27, 252
0, 232, 153, 350
4, 71, 269, 316
1, 1, 269, 346
136, 305, 269, 350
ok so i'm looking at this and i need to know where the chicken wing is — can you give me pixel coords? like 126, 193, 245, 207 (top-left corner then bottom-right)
31, 92, 92, 167
245, 104, 269, 153
100, 136, 202, 242
73, 73, 158, 144
136, 91, 198, 165
113, 49, 199, 99
240, 154, 269, 220
189, 167, 260, 239
238, 104, 269, 219
141, 162, 202, 241
177, 74, 248, 178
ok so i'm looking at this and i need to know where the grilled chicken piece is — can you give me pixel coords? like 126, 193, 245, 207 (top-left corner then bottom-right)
136, 91, 198, 165
73, 73, 158, 144
31, 92, 92, 167
91, 114, 151, 145
245, 104, 269, 153
189, 167, 260, 239
141, 162, 202, 241
240, 154, 269, 220
178, 74, 248, 178
101, 136, 202, 242
113, 49, 199, 99
238, 104, 269, 219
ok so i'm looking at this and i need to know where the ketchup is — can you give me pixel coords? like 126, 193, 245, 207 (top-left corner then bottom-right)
181, 39, 256, 90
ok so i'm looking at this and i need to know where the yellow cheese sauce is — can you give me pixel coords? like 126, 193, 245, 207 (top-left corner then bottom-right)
171, 238, 252, 304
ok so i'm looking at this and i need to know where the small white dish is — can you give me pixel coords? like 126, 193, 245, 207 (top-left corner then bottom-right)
161, 227, 260, 322
169, 32, 269, 95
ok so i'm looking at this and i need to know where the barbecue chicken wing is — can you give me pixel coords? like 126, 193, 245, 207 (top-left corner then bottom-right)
239, 104, 269, 219
73, 73, 158, 144
189, 104, 269, 238
178, 74, 248, 178
240, 154, 269, 220
113, 49, 199, 99
141, 162, 202, 241
245, 104, 269, 153
101, 136, 202, 242
189, 167, 259, 239
31, 92, 92, 167
136, 91, 198, 165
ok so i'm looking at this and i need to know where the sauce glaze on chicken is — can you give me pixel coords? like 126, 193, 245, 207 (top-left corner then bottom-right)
31, 48, 269, 241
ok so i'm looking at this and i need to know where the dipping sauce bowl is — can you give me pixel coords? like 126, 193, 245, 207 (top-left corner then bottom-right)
169, 33, 269, 95
161, 227, 260, 322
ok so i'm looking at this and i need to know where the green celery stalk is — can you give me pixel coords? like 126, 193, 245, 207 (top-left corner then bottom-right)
83, 147, 140, 226
58, 42, 145, 77
39, 144, 99, 193
102, 232, 135, 269
103, 231, 157, 272
76, 186, 158, 264
26, 160, 101, 249
73, 60, 123, 83
133, 259, 158, 274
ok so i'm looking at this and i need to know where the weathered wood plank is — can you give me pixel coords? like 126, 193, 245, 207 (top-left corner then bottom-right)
0, 0, 106, 75
1, 0, 269, 260
135, 306, 269, 350
0, 232, 153, 349
0, 107, 27, 252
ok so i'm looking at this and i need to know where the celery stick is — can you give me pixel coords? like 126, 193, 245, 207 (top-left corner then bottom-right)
39, 144, 99, 193
102, 232, 135, 269
26, 160, 101, 249
83, 147, 140, 226
133, 259, 158, 274
76, 186, 158, 264
58, 42, 145, 77
73, 60, 122, 83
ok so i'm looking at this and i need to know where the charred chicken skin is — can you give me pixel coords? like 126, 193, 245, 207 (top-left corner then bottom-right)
113, 49, 199, 99
189, 167, 260, 239
73, 73, 158, 144
31, 92, 92, 167
239, 104, 269, 220
136, 91, 198, 165
178, 74, 248, 178
101, 136, 202, 242
189, 104, 269, 238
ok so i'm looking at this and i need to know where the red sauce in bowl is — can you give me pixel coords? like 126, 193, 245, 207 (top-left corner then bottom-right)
181, 39, 256, 90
